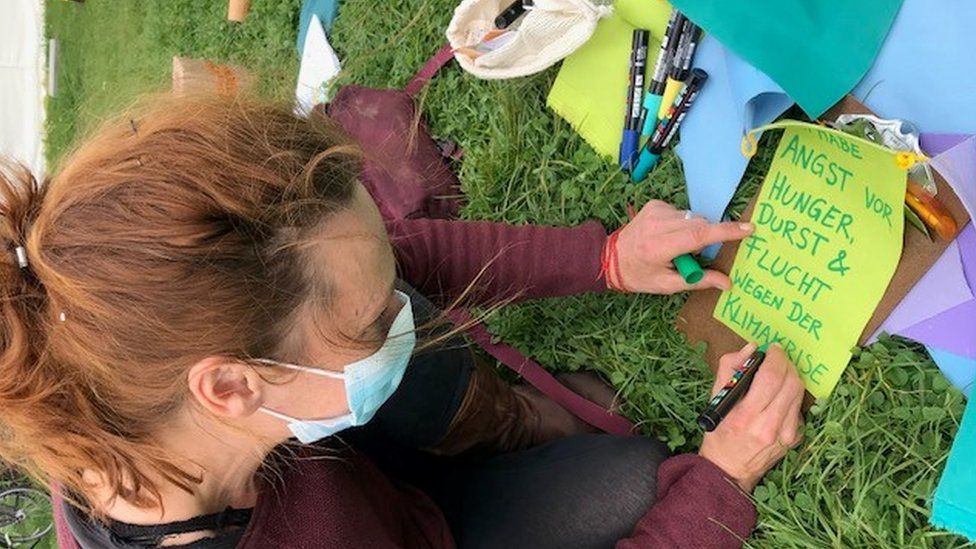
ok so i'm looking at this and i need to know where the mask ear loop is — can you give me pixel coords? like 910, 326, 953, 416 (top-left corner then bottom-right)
250, 358, 346, 379
257, 406, 300, 423
258, 402, 353, 426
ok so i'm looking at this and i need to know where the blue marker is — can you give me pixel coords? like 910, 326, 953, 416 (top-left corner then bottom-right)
631, 68, 707, 182
619, 29, 650, 171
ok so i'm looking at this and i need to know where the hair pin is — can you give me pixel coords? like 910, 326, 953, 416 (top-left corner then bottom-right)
120, 157, 144, 170
14, 246, 28, 269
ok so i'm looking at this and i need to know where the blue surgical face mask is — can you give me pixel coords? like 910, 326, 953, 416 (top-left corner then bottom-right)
257, 290, 415, 443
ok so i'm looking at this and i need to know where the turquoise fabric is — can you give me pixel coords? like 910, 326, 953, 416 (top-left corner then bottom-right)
297, 0, 341, 53
669, 0, 903, 117
933, 395, 976, 539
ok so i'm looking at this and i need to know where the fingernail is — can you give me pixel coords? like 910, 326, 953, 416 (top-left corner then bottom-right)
742, 342, 757, 353
739, 223, 754, 232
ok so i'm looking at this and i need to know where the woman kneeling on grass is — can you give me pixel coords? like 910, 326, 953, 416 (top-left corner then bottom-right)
0, 97, 804, 549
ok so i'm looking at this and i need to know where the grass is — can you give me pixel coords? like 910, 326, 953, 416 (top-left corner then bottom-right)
45, 0, 302, 167
43, 0, 971, 547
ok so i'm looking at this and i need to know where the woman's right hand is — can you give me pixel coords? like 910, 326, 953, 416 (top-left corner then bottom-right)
698, 343, 805, 492
612, 200, 754, 294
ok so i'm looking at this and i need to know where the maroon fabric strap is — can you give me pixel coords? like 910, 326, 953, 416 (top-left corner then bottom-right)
50, 487, 80, 549
404, 43, 456, 98
447, 310, 636, 437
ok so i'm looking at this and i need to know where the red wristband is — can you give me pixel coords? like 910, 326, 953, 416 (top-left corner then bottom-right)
599, 205, 638, 292
599, 227, 629, 292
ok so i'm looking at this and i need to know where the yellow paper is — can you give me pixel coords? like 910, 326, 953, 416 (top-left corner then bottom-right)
547, 0, 672, 159
713, 122, 907, 399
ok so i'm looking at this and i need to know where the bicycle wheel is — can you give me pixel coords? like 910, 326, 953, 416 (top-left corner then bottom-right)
0, 488, 52, 547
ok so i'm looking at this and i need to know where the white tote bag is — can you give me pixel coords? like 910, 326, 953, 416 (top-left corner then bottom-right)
446, 0, 612, 79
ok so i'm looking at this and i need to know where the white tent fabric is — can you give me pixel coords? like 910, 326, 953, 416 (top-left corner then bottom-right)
0, 0, 46, 176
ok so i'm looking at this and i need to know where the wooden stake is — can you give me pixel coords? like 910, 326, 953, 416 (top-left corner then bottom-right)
228, 0, 251, 22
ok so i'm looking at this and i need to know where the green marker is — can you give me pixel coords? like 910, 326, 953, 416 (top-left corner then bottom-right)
673, 253, 703, 284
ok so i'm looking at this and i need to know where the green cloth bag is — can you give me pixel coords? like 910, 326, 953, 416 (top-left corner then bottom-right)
547, 0, 672, 159
669, 0, 903, 117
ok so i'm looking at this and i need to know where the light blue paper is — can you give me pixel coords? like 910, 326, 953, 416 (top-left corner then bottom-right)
932, 388, 976, 539
675, 36, 792, 258
853, 0, 976, 134
930, 346, 976, 398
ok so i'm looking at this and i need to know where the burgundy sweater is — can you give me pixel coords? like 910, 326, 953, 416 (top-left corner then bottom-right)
54, 218, 757, 549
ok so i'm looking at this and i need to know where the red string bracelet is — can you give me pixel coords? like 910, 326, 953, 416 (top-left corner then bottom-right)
599, 227, 629, 292
599, 204, 640, 292
598, 233, 612, 287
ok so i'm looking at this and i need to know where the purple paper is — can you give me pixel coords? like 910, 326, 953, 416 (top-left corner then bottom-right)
962, 223, 976, 288
931, 136, 976, 223
895, 224, 976, 358
921, 133, 970, 156
871, 135, 976, 343
903, 300, 976, 359
872, 240, 971, 339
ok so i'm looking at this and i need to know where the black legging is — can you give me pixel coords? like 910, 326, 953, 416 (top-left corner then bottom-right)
345, 288, 669, 548
431, 434, 669, 549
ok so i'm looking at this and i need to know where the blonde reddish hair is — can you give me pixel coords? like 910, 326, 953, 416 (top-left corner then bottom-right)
0, 96, 362, 511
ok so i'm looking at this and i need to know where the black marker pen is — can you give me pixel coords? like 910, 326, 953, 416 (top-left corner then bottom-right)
697, 344, 769, 432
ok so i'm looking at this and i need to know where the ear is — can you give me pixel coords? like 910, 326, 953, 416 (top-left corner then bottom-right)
188, 357, 266, 419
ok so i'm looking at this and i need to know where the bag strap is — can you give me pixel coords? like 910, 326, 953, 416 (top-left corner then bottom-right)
448, 310, 636, 437
402, 44, 631, 437
405, 43, 456, 98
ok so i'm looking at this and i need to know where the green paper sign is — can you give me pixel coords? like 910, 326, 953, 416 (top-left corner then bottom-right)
714, 122, 907, 398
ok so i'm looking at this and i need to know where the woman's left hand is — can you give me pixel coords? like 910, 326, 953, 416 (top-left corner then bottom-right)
611, 200, 754, 294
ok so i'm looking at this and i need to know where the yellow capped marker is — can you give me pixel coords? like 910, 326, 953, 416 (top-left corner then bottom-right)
657, 17, 700, 121
641, 11, 685, 137
657, 78, 685, 120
